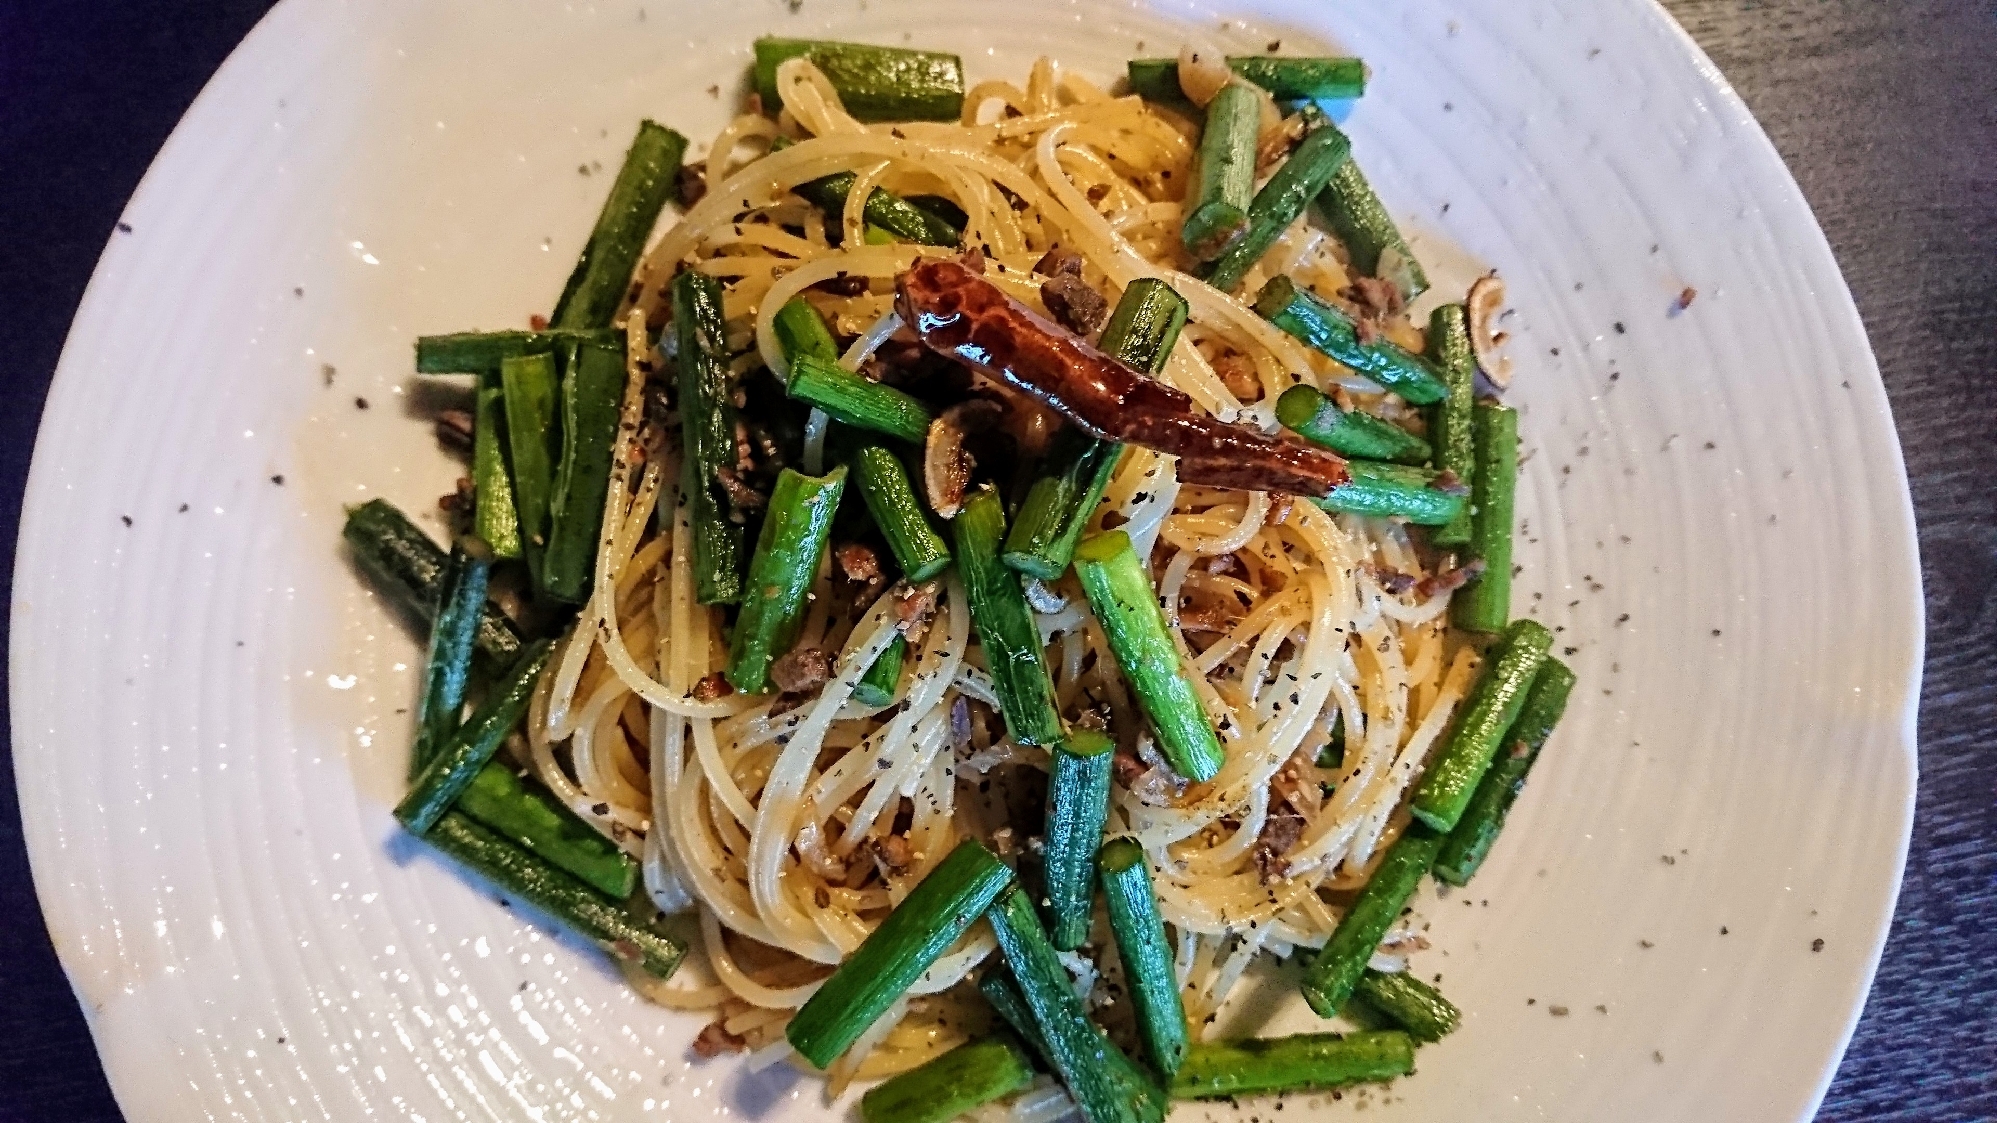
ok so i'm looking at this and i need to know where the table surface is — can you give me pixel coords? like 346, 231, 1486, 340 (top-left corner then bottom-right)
1, 0, 1991, 1119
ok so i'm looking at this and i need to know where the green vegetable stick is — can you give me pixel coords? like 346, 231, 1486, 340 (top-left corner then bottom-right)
859, 1035, 1037, 1123
550, 121, 688, 330
786, 352, 933, 443
851, 446, 952, 582
1449, 403, 1519, 632
1125, 57, 1367, 104
755, 38, 965, 122
414, 329, 616, 376
395, 640, 555, 835
1201, 118, 1352, 293
726, 467, 848, 694
1351, 970, 1460, 1043
954, 487, 1064, 748
500, 352, 560, 585
1317, 159, 1430, 302
771, 295, 842, 366
850, 634, 908, 708
1171, 1032, 1414, 1099
1098, 837, 1187, 1078
425, 810, 685, 979
1433, 657, 1576, 885
341, 499, 523, 667
1425, 304, 1477, 545
1044, 729, 1115, 950
542, 337, 626, 602
985, 887, 1170, 1123
1299, 827, 1444, 1017
457, 762, 639, 899
786, 840, 1014, 1068
1275, 384, 1432, 464
1311, 461, 1466, 526
1072, 530, 1225, 782
472, 381, 523, 559
1410, 618, 1555, 832
409, 538, 493, 779
673, 269, 747, 606
794, 171, 963, 247
1182, 84, 1260, 260
1252, 275, 1448, 404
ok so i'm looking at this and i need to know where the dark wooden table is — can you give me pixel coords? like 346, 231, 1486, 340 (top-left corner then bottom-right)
1, 1, 1990, 1118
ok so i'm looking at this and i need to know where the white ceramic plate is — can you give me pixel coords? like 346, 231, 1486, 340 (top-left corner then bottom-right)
12, 0, 1920, 1120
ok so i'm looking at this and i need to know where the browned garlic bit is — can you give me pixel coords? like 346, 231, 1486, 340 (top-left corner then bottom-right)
922, 398, 1003, 518
1467, 273, 1515, 388
1175, 43, 1234, 107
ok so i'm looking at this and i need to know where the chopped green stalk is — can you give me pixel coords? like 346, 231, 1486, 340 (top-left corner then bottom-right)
860, 1035, 1037, 1123
1275, 384, 1431, 464
772, 296, 843, 366
1171, 1032, 1414, 1099
1317, 159, 1430, 302
954, 487, 1063, 747
542, 337, 626, 602
1044, 730, 1115, 950
1450, 403, 1519, 632
787, 353, 933, 442
550, 121, 688, 330
342, 499, 524, 667
755, 38, 965, 122
1299, 827, 1445, 1017
793, 171, 963, 247
1200, 119, 1352, 293
409, 539, 494, 779
851, 634, 908, 707
674, 270, 747, 606
851, 446, 952, 581
1425, 305, 1477, 545
1002, 432, 1125, 581
1252, 275, 1448, 404
1072, 530, 1225, 782
458, 762, 639, 899
1182, 84, 1259, 259
500, 353, 561, 584
1434, 658, 1576, 885
472, 382, 523, 559
1352, 970, 1460, 1043
1098, 838, 1188, 1078
978, 969, 1050, 1059
1410, 618, 1554, 832
1003, 279, 1184, 580
414, 329, 616, 376
394, 640, 555, 836
1311, 461, 1465, 526
769, 136, 957, 248
726, 467, 848, 693
425, 810, 685, 979
986, 887, 1171, 1123
1126, 57, 1367, 104
787, 840, 1013, 1068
